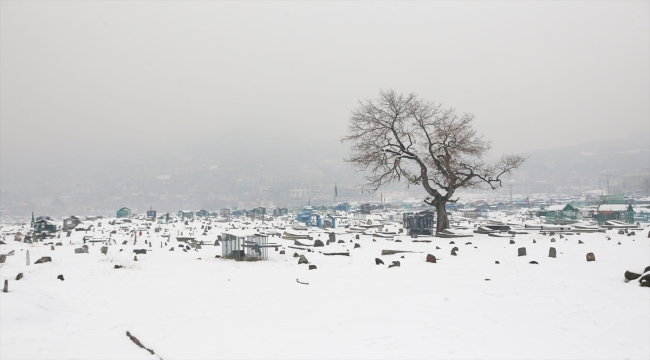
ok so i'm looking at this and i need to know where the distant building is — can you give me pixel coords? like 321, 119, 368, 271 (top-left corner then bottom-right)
116, 207, 131, 219
600, 194, 626, 205
333, 203, 350, 212
231, 209, 247, 218
220, 208, 231, 218
596, 204, 635, 224
273, 207, 288, 216
249, 207, 266, 220
146, 208, 157, 219
178, 210, 194, 219
196, 209, 210, 218
539, 204, 579, 224
463, 208, 486, 218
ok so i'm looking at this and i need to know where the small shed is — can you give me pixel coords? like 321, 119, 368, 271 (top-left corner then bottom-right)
221, 229, 270, 261
34, 219, 57, 234
63, 216, 81, 230
463, 208, 486, 218
596, 204, 634, 224
116, 207, 132, 219
403, 210, 435, 236
540, 204, 578, 224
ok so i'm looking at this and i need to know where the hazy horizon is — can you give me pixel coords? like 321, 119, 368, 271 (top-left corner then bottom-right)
1, 1, 649, 215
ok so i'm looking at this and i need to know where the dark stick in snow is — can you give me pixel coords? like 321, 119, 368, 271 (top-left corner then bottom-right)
296, 278, 309, 285
126, 331, 161, 358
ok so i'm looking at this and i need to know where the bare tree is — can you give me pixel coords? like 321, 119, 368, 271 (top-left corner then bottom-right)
342, 90, 525, 233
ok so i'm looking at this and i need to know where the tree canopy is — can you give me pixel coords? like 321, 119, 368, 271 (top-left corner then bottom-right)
342, 90, 525, 232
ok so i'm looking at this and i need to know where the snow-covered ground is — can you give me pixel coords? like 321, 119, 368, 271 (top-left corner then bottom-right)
1, 220, 649, 359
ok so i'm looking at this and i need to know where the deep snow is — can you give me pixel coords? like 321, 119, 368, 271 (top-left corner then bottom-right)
1, 221, 649, 359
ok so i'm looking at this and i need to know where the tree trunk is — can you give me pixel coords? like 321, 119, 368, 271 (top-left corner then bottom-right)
435, 201, 450, 234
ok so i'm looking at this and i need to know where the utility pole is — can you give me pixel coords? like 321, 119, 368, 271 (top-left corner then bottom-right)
508, 184, 513, 203
603, 174, 611, 195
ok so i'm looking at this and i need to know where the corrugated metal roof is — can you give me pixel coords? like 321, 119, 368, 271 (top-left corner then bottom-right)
545, 205, 566, 211
597, 204, 632, 212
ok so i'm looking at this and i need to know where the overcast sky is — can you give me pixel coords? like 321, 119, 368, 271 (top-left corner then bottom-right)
1, 1, 648, 175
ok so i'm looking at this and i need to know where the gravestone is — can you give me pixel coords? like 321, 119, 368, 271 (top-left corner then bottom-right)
354, 243, 360, 248
298, 255, 309, 264
314, 240, 324, 247
388, 261, 400, 268
375, 258, 384, 265
625, 271, 641, 281
586, 252, 595, 262
26, 250, 30, 265
101, 246, 108, 254
0, 255, 5, 264
549, 247, 556, 258
518, 247, 526, 256
309, 265, 317, 270
34, 256, 52, 264
16, 273, 23, 280
509, 240, 515, 244
426, 254, 436, 263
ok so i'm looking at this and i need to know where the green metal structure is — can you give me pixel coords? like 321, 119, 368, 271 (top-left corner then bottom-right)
596, 204, 635, 224
116, 207, 131, 218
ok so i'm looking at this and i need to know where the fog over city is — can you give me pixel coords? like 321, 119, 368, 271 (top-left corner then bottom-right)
2, 3, 650, 360
1, 1, 648, 217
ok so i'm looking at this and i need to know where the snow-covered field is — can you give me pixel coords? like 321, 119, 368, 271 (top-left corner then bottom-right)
1, 220, 649, 359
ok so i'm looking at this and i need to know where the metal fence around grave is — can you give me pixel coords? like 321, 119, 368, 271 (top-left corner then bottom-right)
222, 233, 269, 261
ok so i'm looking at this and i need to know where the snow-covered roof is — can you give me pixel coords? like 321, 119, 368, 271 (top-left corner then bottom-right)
545, 205, 567, 211
597, 204, 632, 212
222, 229, 256, 237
